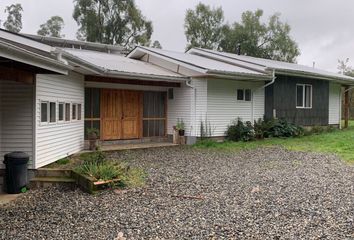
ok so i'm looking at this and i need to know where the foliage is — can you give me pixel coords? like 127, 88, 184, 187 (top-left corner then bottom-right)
56, 157, 70, 165
194, 139, 218, 148
184, 3, 224, 50
220, 9, 300, 63
200, 115, 214, 140
269, 119, 304, 138
73, 0, 152, 49
87, 127, 100, 138
253, 118, 273, 139
3, 3, 23, 33
175, 118, 185, 130
151, 40, 162, 49
337, 58, 354, 77
226, 118, 255, 142
37, 16, 65, 38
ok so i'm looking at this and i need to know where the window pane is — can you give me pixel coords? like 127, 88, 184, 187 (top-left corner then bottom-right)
50, 102, 56, 122
168, 88, 174, 100
41, 102, 48, 122
78, 104, 82, 120
92, 88, 100, 118
305, 85, 312, 108
296, 85, 304, 107
245, 89, 252, 101
59, 103, 64, 121
85, 88, 91, 118
65, 103, 70, 121
84, 120, 91, 140
237, 89, 244, 100
72, 104, 77, 120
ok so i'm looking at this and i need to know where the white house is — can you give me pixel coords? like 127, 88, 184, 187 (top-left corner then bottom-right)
1, 29, 353, 171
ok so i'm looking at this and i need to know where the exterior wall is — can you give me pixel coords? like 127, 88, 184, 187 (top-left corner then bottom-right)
207, 79, 265, 136
0, 80, 34, 169
265, 75, 329, 126
328, 83, 341, 125
35, 72, 84, 168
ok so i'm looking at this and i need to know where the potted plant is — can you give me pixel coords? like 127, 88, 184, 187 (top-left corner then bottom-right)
176, 118, 185, 136
87, 128, 100, 150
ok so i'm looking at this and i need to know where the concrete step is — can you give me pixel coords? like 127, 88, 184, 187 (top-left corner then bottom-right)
29, 176, 76, 190
35, 168, 72, 178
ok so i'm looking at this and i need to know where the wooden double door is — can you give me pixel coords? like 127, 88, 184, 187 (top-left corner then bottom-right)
101, 89, 142, 140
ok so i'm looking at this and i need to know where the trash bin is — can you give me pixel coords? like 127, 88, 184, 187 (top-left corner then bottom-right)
3, 152, 29, 194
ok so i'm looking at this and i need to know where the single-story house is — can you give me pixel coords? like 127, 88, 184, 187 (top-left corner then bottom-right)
1, 29, 354, 171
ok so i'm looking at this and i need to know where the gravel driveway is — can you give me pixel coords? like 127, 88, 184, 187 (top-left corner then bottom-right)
0, 147, 353, 239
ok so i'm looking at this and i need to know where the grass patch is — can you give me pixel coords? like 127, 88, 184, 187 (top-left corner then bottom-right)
56, 157, 70, 165
195, 123, 354, 164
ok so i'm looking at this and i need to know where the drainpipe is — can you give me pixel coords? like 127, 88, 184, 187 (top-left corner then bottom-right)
186, 80, 196, 137
55, 50, 69, 65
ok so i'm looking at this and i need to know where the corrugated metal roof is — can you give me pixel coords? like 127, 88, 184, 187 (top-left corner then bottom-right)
130, 47, 267, 76
62, 48, 183, 78
191, 48, 354, 82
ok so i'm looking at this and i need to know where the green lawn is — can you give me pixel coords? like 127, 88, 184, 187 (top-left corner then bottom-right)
195, 123, 354, 164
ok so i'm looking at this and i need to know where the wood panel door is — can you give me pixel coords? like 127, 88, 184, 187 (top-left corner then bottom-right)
122, 90, 142, 139
101, 89, 122, 140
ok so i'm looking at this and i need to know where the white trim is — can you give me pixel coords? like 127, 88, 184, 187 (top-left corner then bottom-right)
296, 84, 312, 109
236, 88, 252, 102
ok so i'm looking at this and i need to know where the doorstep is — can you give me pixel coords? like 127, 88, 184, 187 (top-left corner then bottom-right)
83, 142, 178, 153
0, 194, 21, 206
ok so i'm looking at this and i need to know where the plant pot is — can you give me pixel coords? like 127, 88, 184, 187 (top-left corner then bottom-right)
178, 129, 185, 136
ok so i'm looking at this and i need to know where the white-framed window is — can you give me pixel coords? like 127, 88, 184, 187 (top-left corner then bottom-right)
65, 103, 70, 121
237, 89, 252, 101
296, 84, 312, 108
72, 103, 77, 120
41, 101, 56, 123
78, 104, 82, 120
41, 101, 48, 123
49, 102, 56, 123
58, 103, 65, 122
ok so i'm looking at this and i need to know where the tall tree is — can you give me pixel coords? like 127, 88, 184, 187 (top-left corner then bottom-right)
37, 16, 65, 38
151, 40, 162, 49
338, 58, 354, 77
184, 3, 224, 50
73, 0, 153, 49
3, 3, 23, 33
220, 9, 300, 63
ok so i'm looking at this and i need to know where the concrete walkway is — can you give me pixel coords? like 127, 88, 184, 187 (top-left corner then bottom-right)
83, 142, 178, 153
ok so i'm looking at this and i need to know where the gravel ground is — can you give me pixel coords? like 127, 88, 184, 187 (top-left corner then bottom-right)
0, 146, 353, 240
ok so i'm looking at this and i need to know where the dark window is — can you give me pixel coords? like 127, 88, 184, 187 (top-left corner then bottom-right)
168, 88, 174, 100
41, 102, 48, 122
245, 89, 252, 101
305, 85, 312, 108
65, 103, 70, 121
58, 103, 64, 121
85, 88, 101, 140
143, 92, 166, 137
237, 89, 244, 100
78, 104, 82, 120
49, 102, 56, 123
296, 84, 312, 108
72, 104, 77, 120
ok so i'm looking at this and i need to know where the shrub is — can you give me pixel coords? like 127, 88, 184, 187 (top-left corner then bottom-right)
268, 119, 304, 138
253, 118, 274, 139
226, 118, 255, 142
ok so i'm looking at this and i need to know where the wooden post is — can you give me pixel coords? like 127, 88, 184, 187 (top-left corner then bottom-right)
344, 86, 349, 128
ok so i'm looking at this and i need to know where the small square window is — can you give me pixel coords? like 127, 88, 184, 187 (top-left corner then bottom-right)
65, 103, 70, 121
237, 89, 244, 100
72, 104, 77, 120
59, 103, 64, 121
245, 89, 252, 101
41, 102, 48, 122
78, 104, 82, 120
49, 102, 56, 123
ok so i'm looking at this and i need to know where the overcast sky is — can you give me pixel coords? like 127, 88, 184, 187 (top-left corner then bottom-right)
1, 0, 353, 72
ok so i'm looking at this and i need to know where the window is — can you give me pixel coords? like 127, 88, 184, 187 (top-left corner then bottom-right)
78, 104, 82, 120
58, 103, 64, 121
72, 104, 77, 120
168, 88, 174, 100
237, 89, 251, 101
296, 84, 312, 108
49, 102, 56, 123
85, 88, 101, 140
65, 103, 70, 121
41, 102, 48, 122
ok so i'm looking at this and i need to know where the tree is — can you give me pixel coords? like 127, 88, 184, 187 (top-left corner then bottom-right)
337, 58, 354, 77
151, 40, 162, 49
73, 0, 153, 49
37, 16, 65, 38
3, 3, 23, 33
220, 9, 300, 63
184, 3, 224, 50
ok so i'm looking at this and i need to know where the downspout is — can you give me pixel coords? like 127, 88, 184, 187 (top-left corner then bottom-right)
54, 50, 69, 65
186, 80, 196, 137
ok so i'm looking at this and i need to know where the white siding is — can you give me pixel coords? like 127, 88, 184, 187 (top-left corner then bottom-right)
0, 80, 34, 169
35, 72, 84, 168
167, 83, 193, 136
207, 79, 265, 136
193, 79, 208, 136
328, 83, 341, 125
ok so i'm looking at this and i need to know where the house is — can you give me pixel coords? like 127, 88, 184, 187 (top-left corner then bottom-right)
1, 29, 354, 175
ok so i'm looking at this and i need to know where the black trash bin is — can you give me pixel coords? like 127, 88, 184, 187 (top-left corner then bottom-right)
3, 152, 29, 194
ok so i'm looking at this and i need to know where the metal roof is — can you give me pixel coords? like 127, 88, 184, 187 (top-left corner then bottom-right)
62, 48, 184, 78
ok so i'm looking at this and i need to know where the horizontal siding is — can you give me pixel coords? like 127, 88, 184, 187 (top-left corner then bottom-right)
167, 83, 193, 135
329, 83, 341, 125
207, 79, 265, 136
36, 72, 85, 168
194, 79, 208, 136
0, 80, 34, 169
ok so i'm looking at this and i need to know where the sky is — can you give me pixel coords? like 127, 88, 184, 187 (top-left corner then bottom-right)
1, 0, 354, 72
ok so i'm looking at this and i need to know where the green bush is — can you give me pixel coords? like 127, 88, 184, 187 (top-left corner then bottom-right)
269, 119, 304, 138
226, 118, 255, 142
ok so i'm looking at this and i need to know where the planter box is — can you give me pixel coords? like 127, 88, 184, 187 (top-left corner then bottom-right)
71, 170, 120, 194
